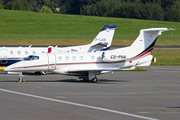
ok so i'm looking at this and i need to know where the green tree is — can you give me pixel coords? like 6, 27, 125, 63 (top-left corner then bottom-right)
165, 1, 180, 21
40, 5, 52, 13
107, 2, 164, 21
143, 2, 164, 20
4, 2, 16, 10
20, 0, 29, 11
80, 0, 121, 16
4, 1, 29, 11
15, 2, 21, 10
0, 2, 3, 9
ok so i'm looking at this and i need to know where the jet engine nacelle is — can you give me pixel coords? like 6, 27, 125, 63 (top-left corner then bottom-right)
102, 52, 129, 62
136, 55, 153, 67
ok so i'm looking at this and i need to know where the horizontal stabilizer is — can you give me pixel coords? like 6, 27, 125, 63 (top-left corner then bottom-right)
91, 42, 108, 48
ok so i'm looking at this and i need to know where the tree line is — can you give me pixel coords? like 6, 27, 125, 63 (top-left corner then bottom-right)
0, 0, 180, 22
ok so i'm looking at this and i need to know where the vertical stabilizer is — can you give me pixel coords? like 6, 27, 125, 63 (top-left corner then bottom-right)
89, 25, 116, 51
129, 28, 171, 54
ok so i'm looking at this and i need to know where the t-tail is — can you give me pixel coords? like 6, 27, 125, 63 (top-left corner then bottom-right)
102, 28, 174, 68
129, 28, 174, 55
89, 25, 116, 51
127, 28, 175, 67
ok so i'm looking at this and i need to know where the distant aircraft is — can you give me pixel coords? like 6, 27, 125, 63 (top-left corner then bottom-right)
4, 28, 174, 82
0, 25, 116, 67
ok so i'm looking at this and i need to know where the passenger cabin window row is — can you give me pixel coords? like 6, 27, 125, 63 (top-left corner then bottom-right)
9, 51, 45, 55
23, 55, 96, 61
58, 56, 95, 61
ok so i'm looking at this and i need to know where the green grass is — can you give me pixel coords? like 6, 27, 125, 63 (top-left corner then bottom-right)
0, 10, 180, 66
0, 9, 179, 46
151, 49, 180, 65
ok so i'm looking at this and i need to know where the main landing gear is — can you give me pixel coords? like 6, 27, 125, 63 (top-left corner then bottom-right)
79, 72, 98, 83
91, 77, 97, 83
88, 71, 98, 83
81, 77, 98, 83
17, 73, 25, 82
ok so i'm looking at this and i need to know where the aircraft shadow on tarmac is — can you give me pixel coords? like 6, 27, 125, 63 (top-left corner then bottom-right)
0, 78, 129, 83
55, 79, 129, 84
0, 72, 130, 83
167, 107, 180, 109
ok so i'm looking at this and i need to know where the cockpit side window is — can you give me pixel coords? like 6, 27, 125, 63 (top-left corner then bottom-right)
33, 56, 39, 60
24, 55, 39, 61
24, 55, 34, 60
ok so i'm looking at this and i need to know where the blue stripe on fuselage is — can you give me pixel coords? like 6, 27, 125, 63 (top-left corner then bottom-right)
0, 60, 21, 66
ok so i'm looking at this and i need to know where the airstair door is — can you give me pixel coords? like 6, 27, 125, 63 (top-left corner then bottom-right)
47, 53, 56, 70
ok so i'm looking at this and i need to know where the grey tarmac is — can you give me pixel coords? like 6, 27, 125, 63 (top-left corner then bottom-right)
0, 66, 180, 120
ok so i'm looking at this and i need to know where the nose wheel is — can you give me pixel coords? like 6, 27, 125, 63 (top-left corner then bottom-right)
17, 73, 25, 82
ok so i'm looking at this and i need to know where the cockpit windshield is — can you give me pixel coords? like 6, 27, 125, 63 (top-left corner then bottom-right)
24, 55, 39, 61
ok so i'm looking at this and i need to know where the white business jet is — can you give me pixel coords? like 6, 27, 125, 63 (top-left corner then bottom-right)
4, 28, 173, 82
0, 25, 116, 67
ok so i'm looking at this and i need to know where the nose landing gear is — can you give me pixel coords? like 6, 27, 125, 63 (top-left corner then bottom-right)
17, 73, 25, 82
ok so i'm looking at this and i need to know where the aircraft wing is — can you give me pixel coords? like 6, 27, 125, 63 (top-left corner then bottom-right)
68, 67, 135, 73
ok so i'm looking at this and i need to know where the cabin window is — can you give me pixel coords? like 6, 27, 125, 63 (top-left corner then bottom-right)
33, 51, 35, 54
72, 56, 76, 61
58, 56, 62, 61
65, 56, 69, 61
91, 56, 95, 60
80, 56, 83, 60
10, 51, 13, 55
42, 51, 44, 53
18, 51, 21, 55
25, 51, 28, 55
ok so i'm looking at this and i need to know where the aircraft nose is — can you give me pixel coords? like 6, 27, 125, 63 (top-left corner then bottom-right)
3, 65, 14, 72
3, 66, 10, 72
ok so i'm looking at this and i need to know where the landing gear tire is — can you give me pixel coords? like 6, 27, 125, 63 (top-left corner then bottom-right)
91, 77, 97, 83
17, 75, 25, 82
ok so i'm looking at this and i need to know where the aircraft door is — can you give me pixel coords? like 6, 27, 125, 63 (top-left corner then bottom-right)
0, 49, 8, 65
0, 49, 8, 59
47, 53, 56, 70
